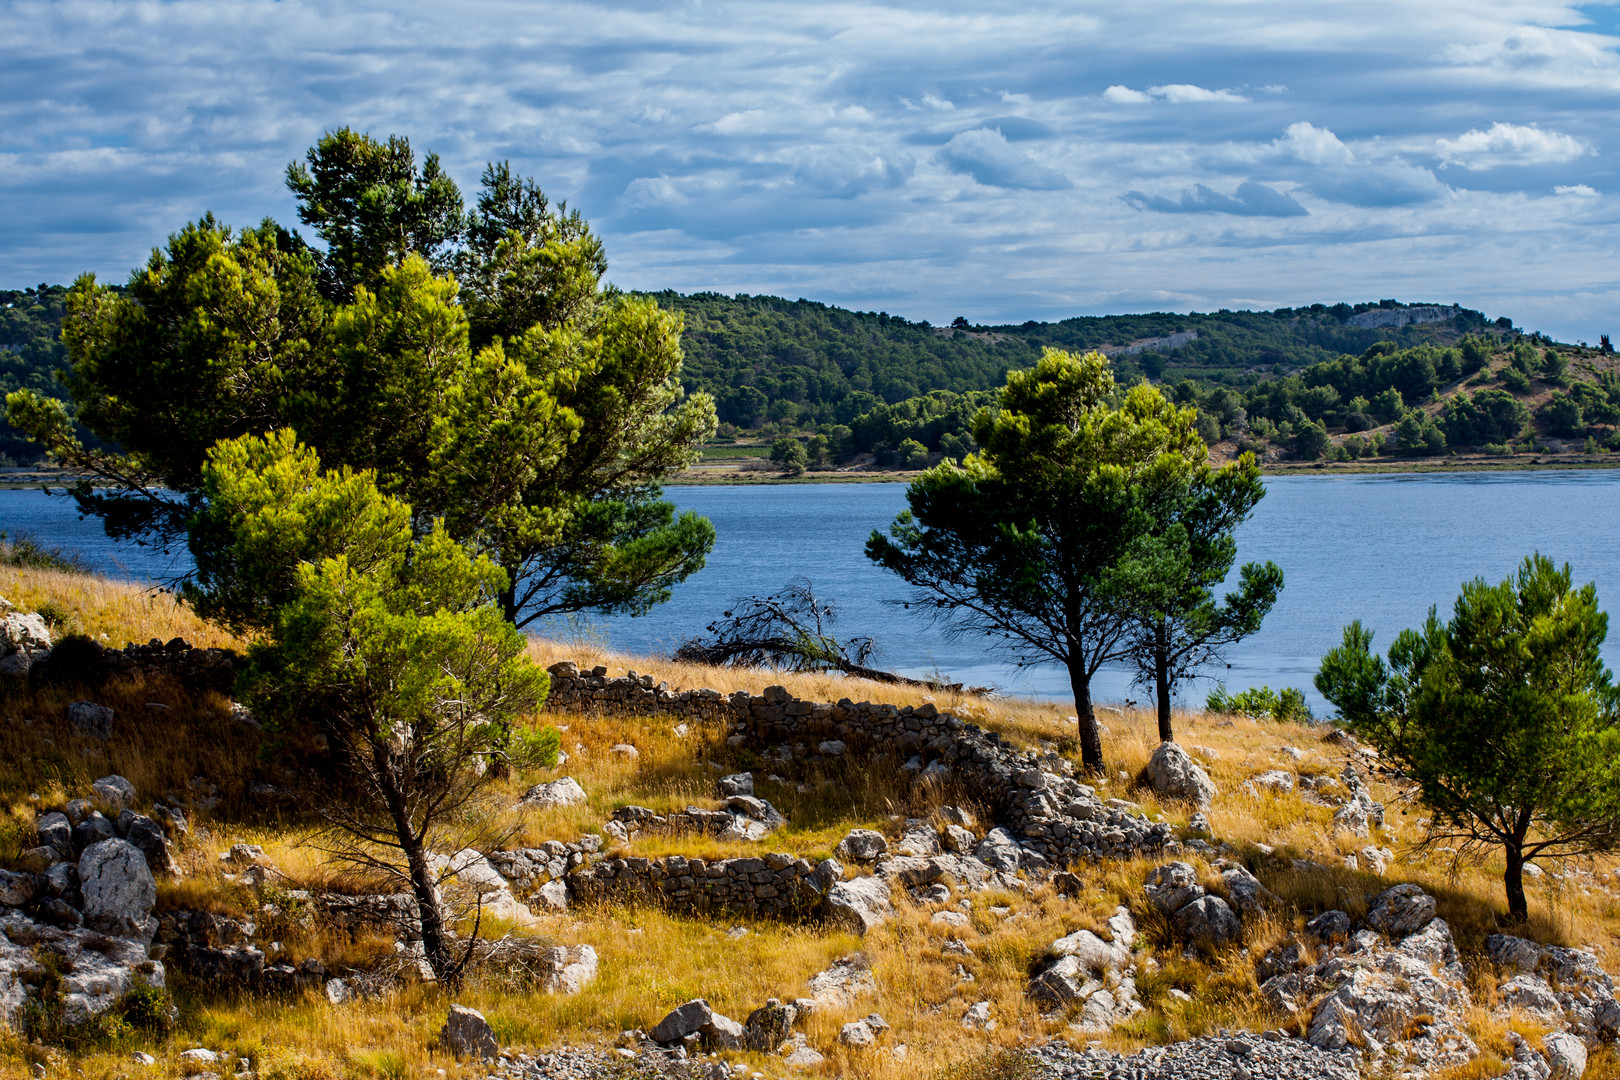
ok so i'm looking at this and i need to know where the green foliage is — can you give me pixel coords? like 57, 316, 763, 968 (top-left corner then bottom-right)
1205, 682, 1311, 722
895, 437, 930, 469
285, 128, 465, 302
1501, 365, 1532, 393
769, 437, 808, 475
508, 724, 562, 770
1370, 387, 1406, 425
1443, 388, 1529, 446
198, 430, 550, 980
0, 530, 90, 573
1540, 392, 1584, 437
1394, 412, 1447, 455
1316, 555, 1620, 921
1292, 417, 1329, 460
7, 135, 715, 628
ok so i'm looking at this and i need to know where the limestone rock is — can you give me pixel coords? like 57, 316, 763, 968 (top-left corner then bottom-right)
744, 998, 796, 1051
1306, 910, 1352, 941
518, 777, 587, 809
66, 701, 114, 739
1143, 742, 1217, 809
36, 812, 72, 858
835, 829, 887, 862
973, 826, 1025, 872
440, 1003, 498, 1061
651, 998, 714, 1043
825, 876, 893, 936
717, 772, 754, 798
79, 839, 157, 941
1544, 1032, 1587, 1080
961, 1000, 995, 1031
1173, 896, 1241, 946
806, 953, 876, 1009
1143, 861, 1205, 915
91, 776, 137, 814
1364, 883, 1436, 937
542, 944, 598, 994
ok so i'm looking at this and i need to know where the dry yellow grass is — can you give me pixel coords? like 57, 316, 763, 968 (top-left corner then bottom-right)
5, 566, 1620, 1079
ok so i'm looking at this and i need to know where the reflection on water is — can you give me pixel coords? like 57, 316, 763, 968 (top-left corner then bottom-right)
6, 469, 1620, 710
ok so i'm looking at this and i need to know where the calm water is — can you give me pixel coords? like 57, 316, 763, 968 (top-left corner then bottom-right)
4, 472, 1618, 711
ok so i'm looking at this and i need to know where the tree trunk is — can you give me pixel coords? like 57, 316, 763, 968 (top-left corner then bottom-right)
1154, 619, 1174, 743
1069, 662, 1105, 775
1504, 843, 1528, 924
497, 570, 519, 627
373, 741, 457, 982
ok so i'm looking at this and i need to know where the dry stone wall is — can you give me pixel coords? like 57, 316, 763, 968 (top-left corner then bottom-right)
542, 661, 1171, 872
567, 852, 838, 919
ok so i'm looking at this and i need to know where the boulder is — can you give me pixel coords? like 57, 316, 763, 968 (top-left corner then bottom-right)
518, 777, 587, 809
806, 953, 876, 1009
124, 816, 179, 877
973, 826, 1025, 872
73, 812, 116, 852
895, 818, 939, 857
79, 839, 157, 941
1173, 896, 1241, 946
744, 998, 796, 1051
91, 776, 136, 814
940, 824, 977, 854
440, 1003, 499, 1061
1544, 1032, 1587, 1080
1306, 910, 1352, 941
835, 829, 887, 863
1050, 928, 1126, 974
36, 812, 73, 858
839, 1019, 878, 1047
700, 1010, 745, 1051
651, 998, 715, 1043
66, 701, 114, 739
1143, 742, 1217, 809
0, 869, 37, 907
0, 610, 51, 652
540, 944, 597, 994
961, 1000, 994, 1031
824, 876, 893, 936
1249, 770, 1295, 794
1364, 883, 1436, 937
1219, 863, 1275, 916
1143, 861, 1205, 914
717, 772, 754, 798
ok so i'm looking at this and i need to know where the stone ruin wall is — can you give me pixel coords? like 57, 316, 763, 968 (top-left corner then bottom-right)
538, 661, 1171, 919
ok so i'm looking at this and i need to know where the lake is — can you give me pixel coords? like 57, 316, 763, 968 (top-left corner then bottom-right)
4, 471, 1619, 712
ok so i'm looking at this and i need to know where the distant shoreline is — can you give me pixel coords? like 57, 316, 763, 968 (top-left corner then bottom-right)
7, 455, 1620, 493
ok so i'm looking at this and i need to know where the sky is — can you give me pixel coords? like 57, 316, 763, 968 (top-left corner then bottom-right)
6, 1, 1620, 341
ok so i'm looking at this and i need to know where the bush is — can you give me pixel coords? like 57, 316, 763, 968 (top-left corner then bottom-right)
1206, 682, 1312, 722
1501, 366, 1531, 393
895, 437, 930, 469
508, 724, 561, 770
1482, 442, 1512, 456
0, 531, 91, 574
769, 437, 808, 475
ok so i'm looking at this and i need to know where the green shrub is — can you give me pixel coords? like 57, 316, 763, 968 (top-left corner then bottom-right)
508, 725, 561, 770
1206, 682, 1312, 722
1501, 366, 1531, 393
0, 531, 91, 573
1482, 442, 1512, 457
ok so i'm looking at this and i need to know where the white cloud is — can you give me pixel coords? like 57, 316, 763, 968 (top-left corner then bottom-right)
921, 93, 956, 111
1436, 122, 1590, 169
1556, 184, 1600, 197
1103, 85, 1153, 104
1105, 83, 1248, 104
1150, 84, 1249, 104
1274, 122, 1354, 166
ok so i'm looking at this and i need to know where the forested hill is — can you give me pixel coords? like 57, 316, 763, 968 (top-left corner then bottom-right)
3, 282, 1503, 460
646, 291, 1502, 429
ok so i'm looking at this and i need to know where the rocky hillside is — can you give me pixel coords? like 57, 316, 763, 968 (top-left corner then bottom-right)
1, 565, 1618, 1080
